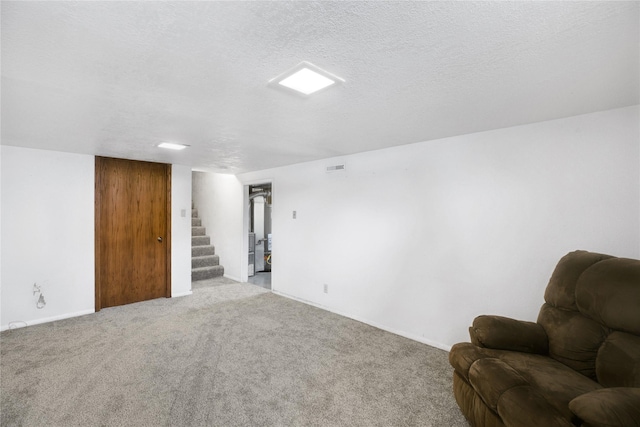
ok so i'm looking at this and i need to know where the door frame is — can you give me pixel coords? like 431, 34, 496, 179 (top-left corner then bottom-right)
241, 179, 273, 284
94, 156, 172, 311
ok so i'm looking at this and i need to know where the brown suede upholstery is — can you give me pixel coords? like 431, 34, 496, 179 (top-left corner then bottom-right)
449, 250, 640, 427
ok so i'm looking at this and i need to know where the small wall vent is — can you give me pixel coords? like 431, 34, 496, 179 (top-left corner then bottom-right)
326, 164, 346, 173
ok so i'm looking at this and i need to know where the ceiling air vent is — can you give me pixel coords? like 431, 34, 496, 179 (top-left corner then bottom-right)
326, 164, 346, 173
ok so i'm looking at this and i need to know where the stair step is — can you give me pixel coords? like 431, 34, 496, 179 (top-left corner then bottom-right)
192, 218, 202, 227
192, 208, 198, 218
192, 255, 219, 269
192, 245, 215, 257
192, 226, 206, 236
192, 265, 224, 281
192, 235, 210, 246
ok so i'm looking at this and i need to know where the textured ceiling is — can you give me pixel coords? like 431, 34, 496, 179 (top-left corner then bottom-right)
2, 1, 638, 173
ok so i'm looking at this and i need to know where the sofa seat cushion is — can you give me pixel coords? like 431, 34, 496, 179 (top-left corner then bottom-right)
469, 358, 528, 411
497, 386, 574, 427
450, 343, 602, 424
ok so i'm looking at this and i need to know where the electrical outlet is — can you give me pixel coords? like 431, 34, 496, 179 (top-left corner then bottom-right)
323, 284, 328, 293
293, 210, 297, 219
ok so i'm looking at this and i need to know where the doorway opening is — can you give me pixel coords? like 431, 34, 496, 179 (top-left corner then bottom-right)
248, 183, 272, 289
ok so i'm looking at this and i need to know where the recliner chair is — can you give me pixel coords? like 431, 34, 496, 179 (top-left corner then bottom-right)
449, 250, 640, 427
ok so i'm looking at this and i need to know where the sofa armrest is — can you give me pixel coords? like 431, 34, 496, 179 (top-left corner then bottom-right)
469, 315, 548, 354
569, 388, 640, 427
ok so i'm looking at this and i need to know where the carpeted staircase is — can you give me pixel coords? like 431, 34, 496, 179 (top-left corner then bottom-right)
192, 207, 224, 281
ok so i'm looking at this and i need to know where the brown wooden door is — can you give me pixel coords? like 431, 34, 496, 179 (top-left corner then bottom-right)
95, 157, 171, 310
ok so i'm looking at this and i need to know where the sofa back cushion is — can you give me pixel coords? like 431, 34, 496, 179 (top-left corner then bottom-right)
544, 251, 613, 310
537, 303, 608, 380
575, 258, 640, 336
577, 257, 640, 387
539, 251, 640, 386
596, 332, 640, 387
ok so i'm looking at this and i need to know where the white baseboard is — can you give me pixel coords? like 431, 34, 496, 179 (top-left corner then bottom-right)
172, 290, 193, 298
1, 309, 95, 332
271, 290, 451, 352
224, 274, 242, 282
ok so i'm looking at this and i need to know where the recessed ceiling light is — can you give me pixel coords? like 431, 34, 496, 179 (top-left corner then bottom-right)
269, 61, 345, 96
158, 142, 188, 150
279, 68, 335, 95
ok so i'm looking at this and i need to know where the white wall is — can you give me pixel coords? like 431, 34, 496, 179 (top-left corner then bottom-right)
0, 147, 194, 330
236, 106, 640, 350
171, 164, 193, 297
192, 171, 244, 281
1, 145, 4, 324
1, 146, 95, 329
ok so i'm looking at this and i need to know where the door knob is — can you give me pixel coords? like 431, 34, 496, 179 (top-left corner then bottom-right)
157, 237, 163, 242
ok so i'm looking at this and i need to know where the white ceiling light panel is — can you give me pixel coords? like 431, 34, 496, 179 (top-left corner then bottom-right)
158, 142, 188, 150
269, 61, 345, 96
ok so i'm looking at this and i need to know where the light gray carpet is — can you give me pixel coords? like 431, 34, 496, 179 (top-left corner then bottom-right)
1, 279, 467, 426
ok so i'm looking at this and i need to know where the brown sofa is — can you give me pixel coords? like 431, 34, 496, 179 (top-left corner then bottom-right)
449, 250, 640, 427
